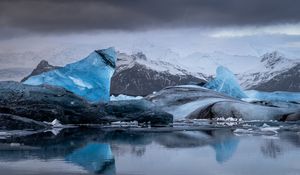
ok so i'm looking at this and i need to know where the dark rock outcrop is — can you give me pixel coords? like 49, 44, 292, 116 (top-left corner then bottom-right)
21, 60, 60, 82
0, 81, 103, 124
0, 81, 173, 126
100, 100, 173, 125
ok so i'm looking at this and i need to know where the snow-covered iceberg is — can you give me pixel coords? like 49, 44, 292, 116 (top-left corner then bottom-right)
23, 47, 116, 102
204, 66, 247, 99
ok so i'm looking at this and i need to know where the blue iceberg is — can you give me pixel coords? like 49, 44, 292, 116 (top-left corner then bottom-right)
23, 47, 116, 102
204, 66, 247, 99
245, 90, 300, 103
66, 143, 115, 174
205, 66, 300, 103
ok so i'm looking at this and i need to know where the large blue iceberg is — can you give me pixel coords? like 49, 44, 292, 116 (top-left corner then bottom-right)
204, 66, 247, 99
205, 66, 300, 103
23, 47, 116, 102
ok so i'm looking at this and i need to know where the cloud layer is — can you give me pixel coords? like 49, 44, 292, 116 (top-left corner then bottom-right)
1, 0, 300, 34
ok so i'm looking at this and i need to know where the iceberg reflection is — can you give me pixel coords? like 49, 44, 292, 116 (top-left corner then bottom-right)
66, 143, 115, 175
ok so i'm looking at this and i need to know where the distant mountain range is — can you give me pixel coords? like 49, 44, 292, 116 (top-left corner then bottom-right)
237, 51, 300, 92
111, 51, 300, 94
1, 49, 299, 95
111, 52, 206, 96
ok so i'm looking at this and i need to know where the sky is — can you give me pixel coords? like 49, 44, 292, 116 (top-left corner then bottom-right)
1, 0, 300, 59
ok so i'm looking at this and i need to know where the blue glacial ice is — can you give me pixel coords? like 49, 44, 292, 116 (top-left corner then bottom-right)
204, 66, 247, 99
23, 47, 116, 102
245, 90, 300, 103
204, 66, 300, 103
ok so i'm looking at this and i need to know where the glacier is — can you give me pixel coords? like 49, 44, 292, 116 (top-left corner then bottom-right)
204, 66, 247, 99
23, 47, 116, 102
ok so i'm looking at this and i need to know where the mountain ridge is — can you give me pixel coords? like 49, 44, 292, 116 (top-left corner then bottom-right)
1, 49, 299, 94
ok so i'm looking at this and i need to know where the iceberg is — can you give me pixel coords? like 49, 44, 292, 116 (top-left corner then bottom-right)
23, 47, 116, 102
110, 94, 143, 101
147, 84, 300, 121
204, 66, 247, 99
245, 90, 300, 103
205, 66, 300, 103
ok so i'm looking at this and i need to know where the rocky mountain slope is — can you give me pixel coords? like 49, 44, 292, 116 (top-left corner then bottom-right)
1, 49, 299, 94
19, 52, 207, 96
111, 52, 206, 96
238, 51, 300, 92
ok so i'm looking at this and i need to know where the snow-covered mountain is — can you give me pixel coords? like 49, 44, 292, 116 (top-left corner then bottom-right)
112, 51, 300, 95
17, 51, 207, 96
1, 48, 299, 94
180, 51, 260, 75
238, 51, 300, 92
111, 52, 206, 95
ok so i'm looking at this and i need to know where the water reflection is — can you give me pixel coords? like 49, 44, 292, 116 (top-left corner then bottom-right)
261, 140, 282, 159
0, 127, 299, 175
66, 143, 115, 174
211, 131, 239, 163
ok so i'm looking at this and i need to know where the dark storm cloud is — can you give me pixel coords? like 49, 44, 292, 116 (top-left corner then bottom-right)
0, 0, 300, 33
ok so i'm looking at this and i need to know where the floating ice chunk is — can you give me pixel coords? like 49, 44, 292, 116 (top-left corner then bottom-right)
111, 121, 139, 127
204, 66, 247, 99
10, 143, 21, 147
245, 90, 300, 103
51, 119, 63, 127
110, 94, 143, 101
23, 47, 116, 102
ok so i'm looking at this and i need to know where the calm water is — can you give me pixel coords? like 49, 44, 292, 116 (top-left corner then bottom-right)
0, 124, 300, 175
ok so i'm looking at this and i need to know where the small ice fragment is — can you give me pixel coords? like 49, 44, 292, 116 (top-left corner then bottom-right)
10, 143, 21, 147
51, 119, 63, 127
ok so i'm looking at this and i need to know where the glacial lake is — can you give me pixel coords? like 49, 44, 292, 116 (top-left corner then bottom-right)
0, 121, 300, 175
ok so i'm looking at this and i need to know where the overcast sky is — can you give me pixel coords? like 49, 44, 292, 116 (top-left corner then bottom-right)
1, 0, 300, 59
